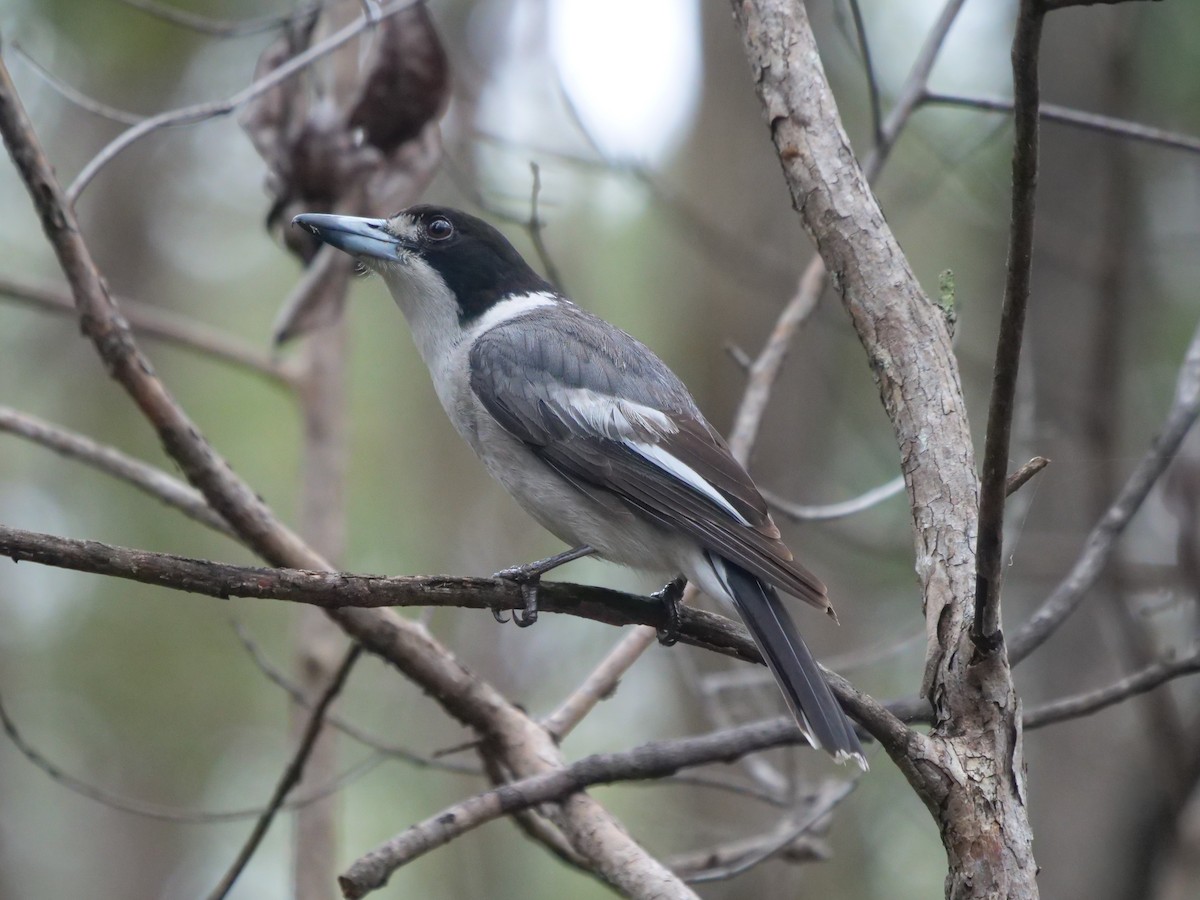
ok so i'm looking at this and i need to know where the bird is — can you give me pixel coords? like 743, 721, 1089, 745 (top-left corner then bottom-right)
292, 204, 866, 768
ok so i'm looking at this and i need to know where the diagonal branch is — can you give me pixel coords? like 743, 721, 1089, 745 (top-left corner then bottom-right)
0, 406, 234, 537
1010, 318, 1200, 663
1023, 645, 1200, 729
0, 277, 295, 386
67, 0, 415, 202
207, 644, 363, 900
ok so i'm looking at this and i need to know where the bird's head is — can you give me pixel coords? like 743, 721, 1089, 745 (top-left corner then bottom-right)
292, 205, 552, 326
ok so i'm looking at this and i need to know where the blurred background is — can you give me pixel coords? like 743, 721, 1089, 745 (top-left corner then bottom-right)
1, 0, 1199, 898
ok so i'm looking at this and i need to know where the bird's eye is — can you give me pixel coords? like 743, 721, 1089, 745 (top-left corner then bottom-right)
427, 217, 453, 241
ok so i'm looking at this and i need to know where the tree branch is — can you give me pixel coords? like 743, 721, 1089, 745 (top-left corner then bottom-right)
0, 692, 384, 823
1010, 318, 1200, 663
207, 644, 363, 900
921, 92, 1200, 156
973, 0, 1045, 650
0, 523, 767, 667
339, 722, 855, 897
1023, 646, 1200, 729
0, 406, 234, 537
67, 0, 414, 202
0, 277, 296, 386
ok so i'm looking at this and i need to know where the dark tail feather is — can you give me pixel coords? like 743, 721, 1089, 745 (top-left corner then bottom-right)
716, 555, 866, 769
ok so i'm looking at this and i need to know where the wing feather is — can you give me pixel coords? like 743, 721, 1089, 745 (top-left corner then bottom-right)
469, 305, 829, 611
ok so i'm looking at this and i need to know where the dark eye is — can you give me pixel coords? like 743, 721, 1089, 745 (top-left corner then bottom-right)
427, 217, 453, 241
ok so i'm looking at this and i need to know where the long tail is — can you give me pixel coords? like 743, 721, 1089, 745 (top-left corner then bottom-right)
711, 553, 866, 769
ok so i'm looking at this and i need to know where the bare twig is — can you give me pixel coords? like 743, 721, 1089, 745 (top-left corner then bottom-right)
973, 0, 1046, 650
667, 818, 828, 876
229, 617, 480, 774
921, 92, 1200, 156
685, 779, 857, 883
339, 724, 858, 897
1005, 456, 1050, 496
0, 524, 764, 668
1041, 0, 1163, 9
10, 43, 143, 124
118, 0, 324, 38
67, 0, 416, 202
207, 644, 362, 900
540, 627, 658, 739
0, 277, 295, 387
1024, 646, 1200, 729
763, 475, 905, 523
846, 0, 883, 148
0, 406, 233, 537
526, 161, 565, 292
1011, 319, 1200, 664
0, 691, 383, 822
865, 0, 970, 178
727, 255, 825, 459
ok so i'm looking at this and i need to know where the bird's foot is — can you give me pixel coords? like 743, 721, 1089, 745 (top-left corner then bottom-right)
652, 576, 687, 646
492, 545, 595, 628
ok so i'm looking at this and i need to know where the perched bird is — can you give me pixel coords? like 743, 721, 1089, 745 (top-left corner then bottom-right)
293, 205, 865, 768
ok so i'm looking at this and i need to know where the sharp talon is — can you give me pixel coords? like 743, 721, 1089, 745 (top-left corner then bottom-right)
513, 582, 539, 627
491, 607, 510, 624
653, 576, 686, 646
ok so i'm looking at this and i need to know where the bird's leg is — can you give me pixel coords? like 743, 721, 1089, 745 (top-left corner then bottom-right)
652, 576, 688, 646
493, 545, 595, 627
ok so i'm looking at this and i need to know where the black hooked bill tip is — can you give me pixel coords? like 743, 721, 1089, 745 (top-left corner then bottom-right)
291, 213, 401, 261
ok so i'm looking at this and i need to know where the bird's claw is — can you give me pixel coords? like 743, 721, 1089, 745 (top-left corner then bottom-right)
493, 565, 542, 628
653, 576, 687, 646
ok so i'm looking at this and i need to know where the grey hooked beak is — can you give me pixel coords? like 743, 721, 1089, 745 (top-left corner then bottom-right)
291, 213, 407, 261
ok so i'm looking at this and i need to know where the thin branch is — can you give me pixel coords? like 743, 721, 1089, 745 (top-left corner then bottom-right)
230, 617, 480, 774
973, 0, 1046, 649
865, 0, 971, 178
0, 691, 383, 822
0, 524, 766, 668
1011, 318, 1200, 663
846, 0, 883, 149
667, 820, 828, 876
727, 254, 825, 460
526, 161, 566, 292
765, 458, 1046, 525
118, 0, 324, 38
208, 644, 362, 900
0, 406, 234, 537
11, 43, 143, 124
540, 627, 658, 740
922, 91, 1200, 157
763, 475, 905, 523
685, 780, 857, 884
1023, 645, 1200, 730
66, 0, 416, 203
1041, 0, 1163, 9
1005, 455, 1050, 496
0, 277, 296, 387
338, 722, 851, 897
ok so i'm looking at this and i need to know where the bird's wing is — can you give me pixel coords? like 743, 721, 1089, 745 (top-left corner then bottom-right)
468, 305, 829, 612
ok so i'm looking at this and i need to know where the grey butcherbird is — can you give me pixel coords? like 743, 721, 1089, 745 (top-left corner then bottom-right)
292, 205, 866, 768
